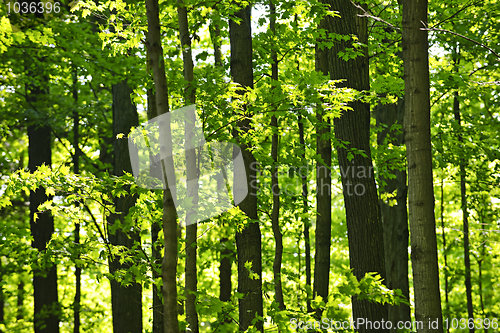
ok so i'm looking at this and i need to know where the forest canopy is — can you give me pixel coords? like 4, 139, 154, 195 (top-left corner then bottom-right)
0, 0, 499, 332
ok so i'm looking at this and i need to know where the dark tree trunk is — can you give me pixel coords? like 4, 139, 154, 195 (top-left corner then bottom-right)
210, 13, 233, 326
440, 179, 449, 327
229, 5, 264, 331
402, 0, 444, 331
376, 99, 411, 330
0, 260, 4, 332
298, 113, 312, 313
29, 123, 60, 333
177, 2, 199, 332
72, 67, 82, 333
452, 48, 474, 331
319, 0, 388, 329
145, 0, 180, 331
269, 0, 285, 313
313, 11, 332, 320
147, 87, 164, 333
17, 281, 24, 321
108, 80, 142, 333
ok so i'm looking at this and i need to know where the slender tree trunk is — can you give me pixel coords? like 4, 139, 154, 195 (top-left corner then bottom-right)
177, 2, 199, 332
72, 67, 81, 333
0, 260, 3, 333
376, 98, 410, 330
319, 0, 388, 329
211, 11, 233, 325
147, 87, 164, 333
210, 15, 222, 67
452, 48, 474, 331
108, 80, 142, 333
313, 11, 332, 320
298, 113, 312, 313
440, 179, 449, 333
17, 281, 24, 321
27, 78, 60, 333
402, 0, 444, 331
295, 50, 312, 313
145, 0, 180, 331
229, 5, 264, 331
478, 208, 487, 333
269, 0, 284, 313
29, 126, 60, 333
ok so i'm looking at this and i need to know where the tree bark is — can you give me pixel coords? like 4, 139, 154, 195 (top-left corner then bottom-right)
177, 2, 199, 332
320, 0, 388, 329
0, 260, 4, 333
108, 80, 142, 333
211, 11, 233, 326
29, 125, 60, 333
147, 87, 164, 333
376, 98, 411, 330
313, 11, 332, 319
72, 67, 82, 333
229, 5, 264, 331
269, 0, 285, 313
298, 113, 312, 313
440, 179, 449, 333
145, 0, 180, 332
402, 0, 444, 331
452, 48, 474, 332
27, 77, 60, 333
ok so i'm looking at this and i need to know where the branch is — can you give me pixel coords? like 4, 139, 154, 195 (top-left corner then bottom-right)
424, 26, 500, 60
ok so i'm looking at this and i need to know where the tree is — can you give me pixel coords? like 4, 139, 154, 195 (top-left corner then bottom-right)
177, 0, 199, 331
27, 60, 60, 333
401, 0, 443, 331
145, 0, 180, 331
320, 0, 388, 328
269, 0, 285, 312
313, 7, 332, 319
376, 94, 410, 329
108, 80, 142, 333
229, 4, 264, 331
452, 46, 474, 333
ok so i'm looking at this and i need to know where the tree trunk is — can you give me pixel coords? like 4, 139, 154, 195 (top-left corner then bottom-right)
320, 0, 388, 329
376, 98, 411, 330
269, 0, 285, 313
27, 74, 60, 333
452, 48, 474, 332
72, 67, 82, 333
0, 260, 4, 333
298, 113, 312, 313
145, 0, 180, 332
440, 179, 449, 333
402, 0, 444, 331
177, 2, 199, 332
17, 281, 24, 321
108, 80, 142, 333
29, 125, 60, 333
211, 12, 233, 326
229, 5, 264, 331
313, 11, 332, 320
147, 87, 164, 333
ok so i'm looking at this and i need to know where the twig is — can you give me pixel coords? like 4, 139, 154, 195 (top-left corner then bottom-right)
424, 27, 500, 60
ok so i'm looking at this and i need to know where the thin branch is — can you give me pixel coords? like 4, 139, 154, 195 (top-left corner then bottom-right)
429, 0, 483, 29
84, 203, 113, 258
424, 26, 500, 60
350, 0, 401, 32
